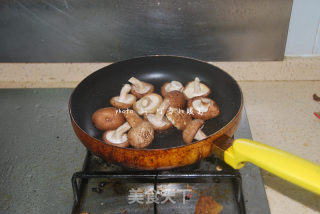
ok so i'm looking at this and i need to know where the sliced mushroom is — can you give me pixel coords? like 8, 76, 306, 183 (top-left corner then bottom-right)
128, 121, 154, 148
187, 97, 220, 120
102, 122, 131, 148
183, 77, 210, 100
92, 107, 125, 130
128, 77, 154, 98
166, 107, 192, 130
164, 90, 186, 109
123, 109, 143, 127
161, 81, 184, 97
182, 119, 207, 144
133, 93, 163, 115
145, 99, 172, 131
110, 84, 136, 109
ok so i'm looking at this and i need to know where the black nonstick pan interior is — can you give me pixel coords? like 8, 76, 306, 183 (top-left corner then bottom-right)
70, 56, 242, 149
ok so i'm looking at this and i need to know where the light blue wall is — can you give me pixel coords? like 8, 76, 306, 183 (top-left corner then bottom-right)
285, 0, 320, 56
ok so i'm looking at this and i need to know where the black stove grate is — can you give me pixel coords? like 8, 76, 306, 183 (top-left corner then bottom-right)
71, 151, 246, 214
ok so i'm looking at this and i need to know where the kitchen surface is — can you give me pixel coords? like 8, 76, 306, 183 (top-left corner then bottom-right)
1, 0, 320, 213
0, 57, 319, 214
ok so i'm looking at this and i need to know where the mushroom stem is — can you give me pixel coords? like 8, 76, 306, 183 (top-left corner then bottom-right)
141, 97, 151, 107
192, 98, 210, 114
112, 122, 131, 140
119, 84, 131, 102
124, 111, 143, 127
194, 77, 201, 93
129, 77, 145, 91
194, 129, 207, 141
201, 98, 210, 105
199, 99, 210, 111
155, 99, 170, 121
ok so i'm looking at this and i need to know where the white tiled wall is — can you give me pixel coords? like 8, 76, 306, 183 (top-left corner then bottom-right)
285, 0, 320, 56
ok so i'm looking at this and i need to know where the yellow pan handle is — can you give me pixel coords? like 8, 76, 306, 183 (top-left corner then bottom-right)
224, 138, 320, 195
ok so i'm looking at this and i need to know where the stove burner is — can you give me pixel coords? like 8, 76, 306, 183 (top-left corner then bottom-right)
71, 151, 245, 214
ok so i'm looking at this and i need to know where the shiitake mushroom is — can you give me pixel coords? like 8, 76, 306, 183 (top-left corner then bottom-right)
182, 119, 207, 144
92, 107, 125, 131
128, 77, 154, 98
187, 97, 220, 120
123, 110, 143, 128
102, 122, 131, 148
133, 93, 163, 115
166, 107, 192, 130
161, 81, 184, 97
110, 84, 136, 109
128, 121, 154, 148
164, 91, 186, 109
144, 99, 172, 131
183, 77, 210, 100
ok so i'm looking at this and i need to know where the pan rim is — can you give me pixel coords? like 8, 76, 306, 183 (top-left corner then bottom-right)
69, 55, 243, 151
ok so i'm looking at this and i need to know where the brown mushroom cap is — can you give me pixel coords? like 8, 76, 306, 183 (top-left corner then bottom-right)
164, 91, 186, 109
133, 93, 163, 115
183, 77, 210, 100
166, 107, 192, 130
182, 119, 205, 144
123, 109, 143, 127
128, 121, 154, 148
187, 97, 220, 120
129, 77, 154, 98
161, 81, 184, 97
92, 107, 125, 130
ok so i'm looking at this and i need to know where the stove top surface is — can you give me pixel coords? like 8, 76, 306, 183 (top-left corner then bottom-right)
0, 89, 270, 214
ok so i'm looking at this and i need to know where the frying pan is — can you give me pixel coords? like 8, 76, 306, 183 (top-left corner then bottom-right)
69, 55, 320, 195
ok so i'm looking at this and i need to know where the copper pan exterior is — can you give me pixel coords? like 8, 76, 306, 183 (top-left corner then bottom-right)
69, 101, 242, 170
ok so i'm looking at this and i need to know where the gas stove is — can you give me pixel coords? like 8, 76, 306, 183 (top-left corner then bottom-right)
72, 152, 243, 213
0, 88, 271, 214
0, 88, 270, 214
71, 110, 270, 214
